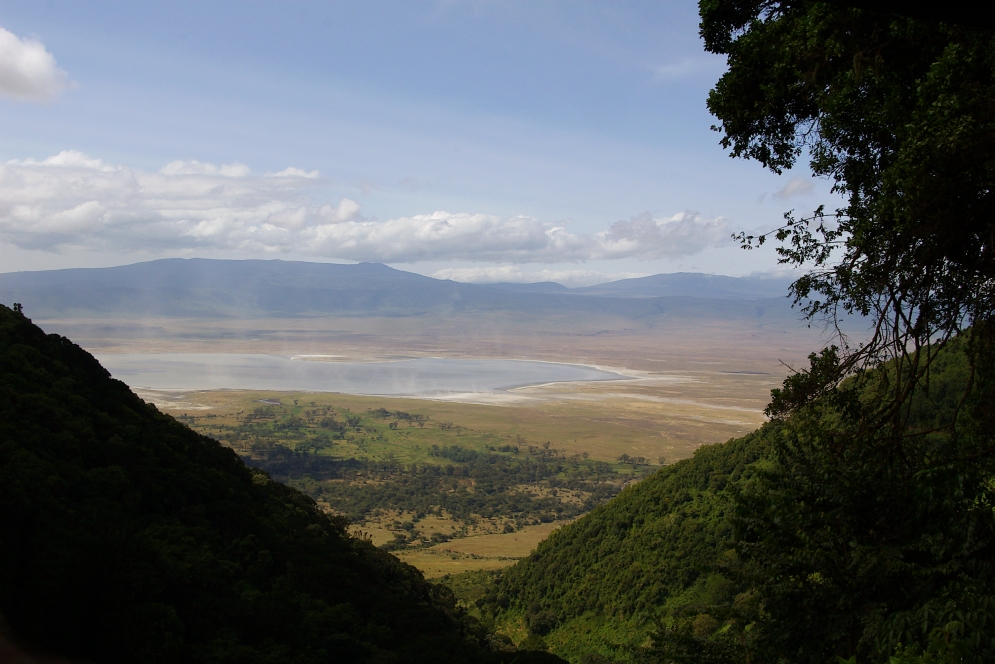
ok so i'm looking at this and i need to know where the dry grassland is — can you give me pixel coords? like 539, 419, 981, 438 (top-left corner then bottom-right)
349, 512, 464, 547
134, 374, 769, 464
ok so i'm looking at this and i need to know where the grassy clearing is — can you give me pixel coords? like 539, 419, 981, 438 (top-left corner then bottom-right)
396, 551, 520, 578
430, 521, 568, 558
392, 521, 572, 579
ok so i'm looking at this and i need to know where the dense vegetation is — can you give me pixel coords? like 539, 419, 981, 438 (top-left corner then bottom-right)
471, 337, 995, 663
470, 428, 770, 662
179, 402, 635, 548
0, 304, 565, 663
693, 1, 995, 661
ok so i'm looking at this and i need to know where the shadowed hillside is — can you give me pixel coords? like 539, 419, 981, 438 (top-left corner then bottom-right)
0, 303, 565, 663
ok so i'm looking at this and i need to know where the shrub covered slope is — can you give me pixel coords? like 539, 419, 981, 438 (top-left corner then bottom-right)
0, 304, 562, 663
474, 427, 770, 661
481, 337, 995, 664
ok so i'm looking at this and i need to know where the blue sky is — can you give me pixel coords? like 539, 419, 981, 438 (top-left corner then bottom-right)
0, 0, 832, 285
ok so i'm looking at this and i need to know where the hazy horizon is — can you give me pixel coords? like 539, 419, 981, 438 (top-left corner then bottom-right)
0, 255, 802, 289
0, 1, 840, 282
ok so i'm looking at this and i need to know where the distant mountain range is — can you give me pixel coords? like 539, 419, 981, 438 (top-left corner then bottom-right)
485, 271, 795, 299
0, 258, 800, 323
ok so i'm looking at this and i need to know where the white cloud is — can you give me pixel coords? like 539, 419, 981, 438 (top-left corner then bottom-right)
160, 160, 251, 177
0, 151, 731, 263
596, 211, 729, 260
432, 266, 647, 288
318, 198, 361, 223
772, 176, 814, 200
0, 26, 69, 101
268, 167, 320, 179
16, 150, 115, 171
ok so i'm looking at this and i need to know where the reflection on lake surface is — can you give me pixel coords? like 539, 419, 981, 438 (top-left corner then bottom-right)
96, 354, 625, 397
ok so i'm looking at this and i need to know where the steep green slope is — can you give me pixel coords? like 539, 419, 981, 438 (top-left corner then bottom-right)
474, 430, 772, 662
0, 304, 560, 663
480, 337, 995, 664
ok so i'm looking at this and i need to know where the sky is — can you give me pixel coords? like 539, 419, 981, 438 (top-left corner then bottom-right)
0, 0, 835, 286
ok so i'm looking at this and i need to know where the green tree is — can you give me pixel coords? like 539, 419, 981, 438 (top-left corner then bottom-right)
703, 0, 995, 403
663, 2, 995, 662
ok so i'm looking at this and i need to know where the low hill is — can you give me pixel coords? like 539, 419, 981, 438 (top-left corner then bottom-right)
573, 272, 793, 299
470, 429, 772, 662
0, 304, 563, 663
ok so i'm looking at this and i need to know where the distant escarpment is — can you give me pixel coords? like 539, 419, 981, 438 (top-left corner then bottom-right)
0, 258, 797, 323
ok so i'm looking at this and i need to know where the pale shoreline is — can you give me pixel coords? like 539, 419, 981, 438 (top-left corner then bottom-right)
100, 352, 637, 402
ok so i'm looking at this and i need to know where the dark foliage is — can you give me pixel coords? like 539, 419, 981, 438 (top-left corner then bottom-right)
647, 340, 995, 664
677, 3, 995, 660
0, 304, 564, 663
704, 0, 995, 411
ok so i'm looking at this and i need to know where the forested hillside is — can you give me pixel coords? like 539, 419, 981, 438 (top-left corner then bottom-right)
474, 337, 995, 663
474, 428, 771, 661
0, 303, 563, 663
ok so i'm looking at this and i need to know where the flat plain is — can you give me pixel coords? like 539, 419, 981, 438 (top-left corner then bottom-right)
50, 311, 830, 459
43, 309, 841, 575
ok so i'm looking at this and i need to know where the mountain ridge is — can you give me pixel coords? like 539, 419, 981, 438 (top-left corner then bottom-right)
0, 258, 798, 323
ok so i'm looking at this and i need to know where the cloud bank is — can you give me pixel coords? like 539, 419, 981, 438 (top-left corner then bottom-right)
0, 26, 68, 101
0, 151, 730, 263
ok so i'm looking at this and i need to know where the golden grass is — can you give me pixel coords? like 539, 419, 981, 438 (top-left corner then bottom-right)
432, 521, 566, 557
395, 550, 518, 578
396, 521, 569, 579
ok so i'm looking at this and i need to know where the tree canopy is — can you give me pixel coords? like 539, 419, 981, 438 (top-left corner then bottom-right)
703, 0, 995, 406
670, 2, 995, 662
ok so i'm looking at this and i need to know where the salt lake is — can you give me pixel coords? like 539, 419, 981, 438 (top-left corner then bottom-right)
96, 353, 625, 397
